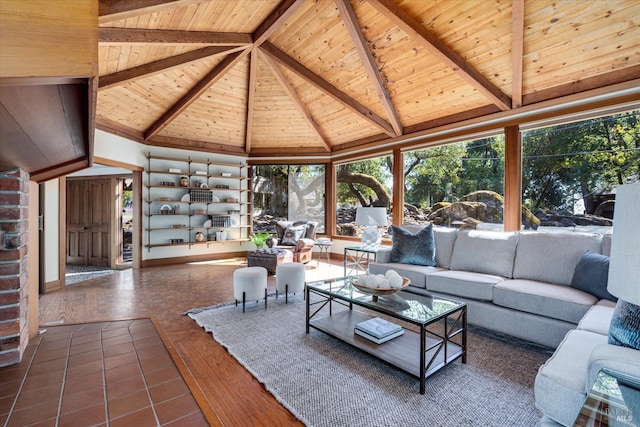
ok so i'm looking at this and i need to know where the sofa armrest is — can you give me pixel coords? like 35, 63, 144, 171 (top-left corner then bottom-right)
374, 246, 392, 263
587, 343, 640, 391
294, 238, 315, 253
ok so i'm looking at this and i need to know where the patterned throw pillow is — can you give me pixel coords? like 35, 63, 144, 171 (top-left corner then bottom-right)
608, 299, 640, 350
280, 225, 306, 246
389, 224, 437, 266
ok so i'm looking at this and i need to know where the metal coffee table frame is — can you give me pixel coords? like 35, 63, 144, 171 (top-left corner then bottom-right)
306, 277, 467, 394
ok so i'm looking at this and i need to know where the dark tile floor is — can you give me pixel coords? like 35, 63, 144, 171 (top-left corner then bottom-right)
0, 319, 208, 426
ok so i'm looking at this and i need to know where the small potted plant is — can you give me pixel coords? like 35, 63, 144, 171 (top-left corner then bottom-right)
250, 231, 271, 250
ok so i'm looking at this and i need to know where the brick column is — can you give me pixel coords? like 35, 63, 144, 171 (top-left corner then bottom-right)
0, 168, 30, 367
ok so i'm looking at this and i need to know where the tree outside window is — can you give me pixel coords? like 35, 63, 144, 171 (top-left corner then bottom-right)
252, 165, 325, 233
336, 155, 393, 238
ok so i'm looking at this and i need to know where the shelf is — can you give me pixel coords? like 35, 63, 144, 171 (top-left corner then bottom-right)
145, 152, 251, 251
145, 238, 250, 249
148, 225, 251, 231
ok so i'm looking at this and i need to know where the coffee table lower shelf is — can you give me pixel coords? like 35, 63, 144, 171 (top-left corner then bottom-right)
308, 310, 464, 392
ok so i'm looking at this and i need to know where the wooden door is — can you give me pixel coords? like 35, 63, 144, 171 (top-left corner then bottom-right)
67, 178, 111, 266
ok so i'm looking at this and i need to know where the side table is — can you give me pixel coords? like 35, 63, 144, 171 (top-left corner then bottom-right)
314, 240, 333, 266
344, 245, 377, 276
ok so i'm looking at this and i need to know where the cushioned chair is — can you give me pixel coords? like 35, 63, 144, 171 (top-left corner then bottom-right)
266, 220, 318, 264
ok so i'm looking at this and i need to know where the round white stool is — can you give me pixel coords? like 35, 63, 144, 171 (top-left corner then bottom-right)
275, 262, 306, 303
233, 266, 268, 312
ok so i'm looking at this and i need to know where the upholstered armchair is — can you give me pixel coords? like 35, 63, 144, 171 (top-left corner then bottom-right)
266, 220, 318, 263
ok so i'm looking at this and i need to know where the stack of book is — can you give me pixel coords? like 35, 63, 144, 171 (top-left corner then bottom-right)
354, 317, 404, 344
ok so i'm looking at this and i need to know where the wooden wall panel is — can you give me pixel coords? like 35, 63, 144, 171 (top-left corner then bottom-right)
0, 0, 97, 78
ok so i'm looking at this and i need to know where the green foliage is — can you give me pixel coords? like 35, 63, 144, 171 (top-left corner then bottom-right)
249, 231, 271, 248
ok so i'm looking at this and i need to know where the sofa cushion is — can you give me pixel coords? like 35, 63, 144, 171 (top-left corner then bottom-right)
401, 224, 458, 268
570, 250, 617, 302
427, 270, 504, 301
512, 231, 603, 286
601, 233, 612, 257
389, 224, 436, 266
608, 299, 640, 350
577, 300, 615, 335
534, 329, 609, 427
493, 279, 596, 323
449, 230, 518, 278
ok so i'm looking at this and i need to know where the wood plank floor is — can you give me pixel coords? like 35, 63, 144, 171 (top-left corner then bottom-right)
37, 257, 346, 426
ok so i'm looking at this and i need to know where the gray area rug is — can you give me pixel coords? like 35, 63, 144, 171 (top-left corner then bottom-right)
187, 296, 553, 427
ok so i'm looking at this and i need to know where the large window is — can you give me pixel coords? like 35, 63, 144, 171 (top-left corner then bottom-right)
522, 111, 639, 231
336, 155, 393, 238
252, 164, 325, 233
403, 136, 505, 228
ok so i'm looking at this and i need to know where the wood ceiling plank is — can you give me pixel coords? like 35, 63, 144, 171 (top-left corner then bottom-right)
99, 45, 246, 88
259, 42, 395, 137
145, 49, 250, 140
259, 50, 330, 152
253, 0, 307, 46
368, 0, 512, 111
512, 0, 525, 108
99, 28, 253, 45
154, 49, 250, 144
335, 0, 402, 137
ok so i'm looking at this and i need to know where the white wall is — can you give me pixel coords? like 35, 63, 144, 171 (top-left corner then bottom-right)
94, 130, 251, 261
43, 179, 59, 282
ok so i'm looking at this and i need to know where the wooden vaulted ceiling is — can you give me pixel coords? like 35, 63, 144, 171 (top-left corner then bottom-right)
96, 0, 640, 158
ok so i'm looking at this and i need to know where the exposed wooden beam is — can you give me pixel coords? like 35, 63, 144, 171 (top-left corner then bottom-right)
503, 125, 522, 232
99, 0, 200, 24
259, 42, 396, 137
245, 48, 259, 153
335, 0, 402, 137
99, 28, 253, 45
99, 46, 246, 89
511, 0, 525, 109
144, 50, 250, 140
368, 0, 512, 111
259, 50, 331, 152
253, 0, 306, 46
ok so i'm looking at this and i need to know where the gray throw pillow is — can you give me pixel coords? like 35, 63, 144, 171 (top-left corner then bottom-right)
570, 250, 617, 302
608, 299, 640, 350
280, 225, 306, 246
390, 224, 436, 267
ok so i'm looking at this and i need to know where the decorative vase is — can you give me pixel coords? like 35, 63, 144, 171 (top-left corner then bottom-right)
195, 232, 204, 242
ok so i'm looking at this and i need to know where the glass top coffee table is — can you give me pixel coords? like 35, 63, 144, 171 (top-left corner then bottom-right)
306, 276, 467, 394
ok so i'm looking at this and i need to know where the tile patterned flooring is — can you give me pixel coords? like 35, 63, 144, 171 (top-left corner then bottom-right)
0, 319, 207, 426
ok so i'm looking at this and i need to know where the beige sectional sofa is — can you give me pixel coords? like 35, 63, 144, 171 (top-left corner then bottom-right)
369, 225, 609, 348
369, 224, 640, 426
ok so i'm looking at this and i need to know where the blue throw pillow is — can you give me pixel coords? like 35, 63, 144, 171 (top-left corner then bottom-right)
608, 299, 640, 350
389, 224, 436, 267
570, 250, 617, 302
280, 225, 306, 246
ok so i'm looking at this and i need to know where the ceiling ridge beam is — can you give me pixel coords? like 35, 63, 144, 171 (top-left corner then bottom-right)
512, 0, 525, 108
144, 49, 250, 141
335, 0, 402, 137
99, 28, 253, 45
99, 0, 201, 24
99, 45, 247, 89
368, 0, 512, 111
259, 42, 396, 137
259, 50, 331, 152
253, 0, 307, 46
